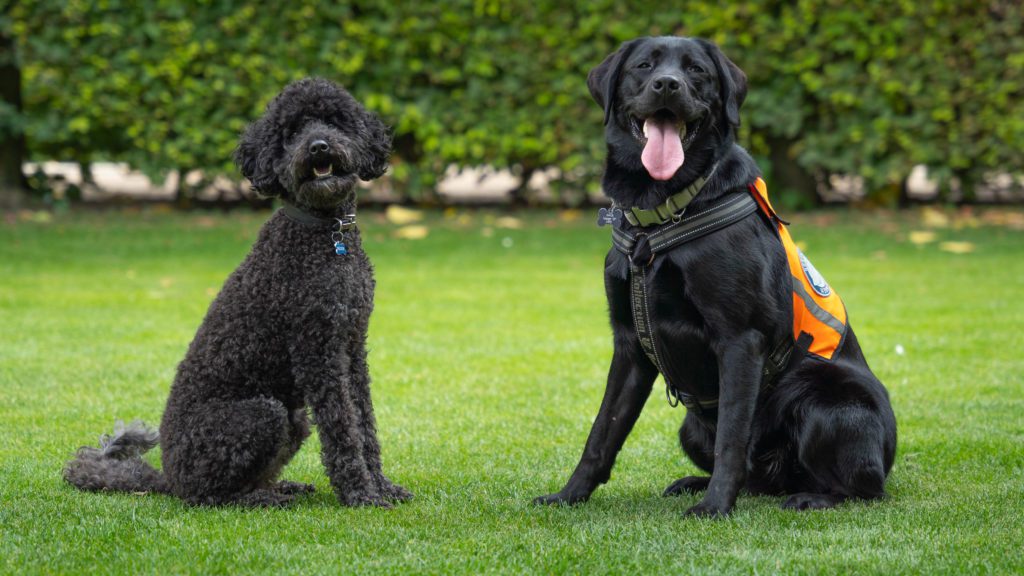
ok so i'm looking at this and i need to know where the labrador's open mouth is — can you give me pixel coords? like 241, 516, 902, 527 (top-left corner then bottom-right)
630, 111, 701, 181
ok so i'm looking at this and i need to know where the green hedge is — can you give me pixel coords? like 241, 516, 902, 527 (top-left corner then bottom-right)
7, 1, 1023, 204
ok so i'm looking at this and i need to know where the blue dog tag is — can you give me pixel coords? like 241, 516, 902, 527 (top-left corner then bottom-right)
334, 241, 348, 255
597, 207, 623, 227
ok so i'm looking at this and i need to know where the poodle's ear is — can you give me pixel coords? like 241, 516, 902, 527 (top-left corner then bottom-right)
695, 39, 747, 128
587, 39, 640, 126
234, 115, 286, 197
356, 109, 392, 181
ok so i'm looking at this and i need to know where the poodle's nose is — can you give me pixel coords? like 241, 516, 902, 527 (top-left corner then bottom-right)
309, 140, 329, 156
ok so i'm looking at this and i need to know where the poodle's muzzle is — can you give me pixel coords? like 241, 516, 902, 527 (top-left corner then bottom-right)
286, 121, 359, 208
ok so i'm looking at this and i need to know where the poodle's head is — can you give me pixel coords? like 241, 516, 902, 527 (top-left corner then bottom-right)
235, 78, 391, 211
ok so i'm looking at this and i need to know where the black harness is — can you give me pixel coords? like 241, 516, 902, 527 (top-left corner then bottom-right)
610, 191, 793, 412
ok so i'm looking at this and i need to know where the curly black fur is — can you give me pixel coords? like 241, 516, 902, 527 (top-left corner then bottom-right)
65, 78, 411, 508
64, 420, 167, 494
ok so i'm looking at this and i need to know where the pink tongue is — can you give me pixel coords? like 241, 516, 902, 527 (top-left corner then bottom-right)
641, 118, 684, 181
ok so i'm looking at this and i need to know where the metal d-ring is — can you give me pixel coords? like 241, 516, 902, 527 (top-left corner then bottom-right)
665, 384, 680, 408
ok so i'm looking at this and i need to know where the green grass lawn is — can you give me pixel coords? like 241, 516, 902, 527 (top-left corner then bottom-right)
1, 206, 1022, 575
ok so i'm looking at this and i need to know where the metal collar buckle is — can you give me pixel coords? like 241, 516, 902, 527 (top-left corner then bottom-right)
335, 214, 356, 231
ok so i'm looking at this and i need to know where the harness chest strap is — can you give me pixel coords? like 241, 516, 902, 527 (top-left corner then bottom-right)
611, 193, 759, 258
614, 183, 842, 411
615, 192, 764, 411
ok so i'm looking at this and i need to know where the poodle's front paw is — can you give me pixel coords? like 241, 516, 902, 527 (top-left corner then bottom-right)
340, 489, 393, 509
380, 480, 413, 503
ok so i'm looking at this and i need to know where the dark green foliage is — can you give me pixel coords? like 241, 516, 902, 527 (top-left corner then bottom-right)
7, 1, 1023, 204
0, 4, 28, 205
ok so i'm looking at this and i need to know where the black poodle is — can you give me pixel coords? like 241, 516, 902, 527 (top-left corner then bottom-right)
64, 78, 412, 508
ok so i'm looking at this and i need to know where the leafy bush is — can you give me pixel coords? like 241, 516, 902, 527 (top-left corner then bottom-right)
8, 1, 1023, 204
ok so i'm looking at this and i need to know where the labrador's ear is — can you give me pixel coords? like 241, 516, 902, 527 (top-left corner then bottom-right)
587, 39, 641, 126
695, 39, 747, 128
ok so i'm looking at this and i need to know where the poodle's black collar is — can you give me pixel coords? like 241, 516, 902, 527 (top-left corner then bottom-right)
281, 202, 357, 256
281, 202, 356, 231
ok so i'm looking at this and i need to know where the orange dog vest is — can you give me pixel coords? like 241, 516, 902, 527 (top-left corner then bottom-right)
748, 178, 848, 360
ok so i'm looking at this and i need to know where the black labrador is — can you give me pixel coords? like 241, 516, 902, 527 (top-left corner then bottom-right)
534, 36, 896, 517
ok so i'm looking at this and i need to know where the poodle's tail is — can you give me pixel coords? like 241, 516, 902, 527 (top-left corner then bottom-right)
64, 420, 169, 494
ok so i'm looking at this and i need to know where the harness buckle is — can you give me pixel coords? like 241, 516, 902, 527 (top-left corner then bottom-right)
630, 233, 654, 267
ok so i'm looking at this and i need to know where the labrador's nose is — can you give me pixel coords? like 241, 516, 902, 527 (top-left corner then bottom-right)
651, 75, 682, 94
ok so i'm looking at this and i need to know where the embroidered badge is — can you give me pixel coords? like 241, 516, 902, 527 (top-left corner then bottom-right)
798, 250, 831, 297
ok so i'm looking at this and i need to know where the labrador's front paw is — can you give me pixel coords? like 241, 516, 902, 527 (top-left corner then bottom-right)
532, 490, 590, 506
684, 499, 732, 518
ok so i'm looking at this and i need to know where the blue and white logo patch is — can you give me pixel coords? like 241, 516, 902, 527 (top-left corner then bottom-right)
798, 250, 832, 297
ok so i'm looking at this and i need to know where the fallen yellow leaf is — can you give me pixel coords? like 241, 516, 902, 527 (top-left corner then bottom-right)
386, 205, 424, 225
953, 209, 980, 230
908, 231, 937, 245
18, 210, 52, 224
981, 210, 1024, 230
494, 216, 523, 229
559, 209, 582, 222
939, 241, 975, 254
392, 225, 429, 240
921, 207, 950, 228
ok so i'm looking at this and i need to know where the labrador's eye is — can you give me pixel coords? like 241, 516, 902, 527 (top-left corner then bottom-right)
687, 65, 705, 74
637, 62, 652, 70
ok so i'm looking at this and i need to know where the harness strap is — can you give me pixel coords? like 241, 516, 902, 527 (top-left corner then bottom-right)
614, 191, 787, 411
612, 193, 758, 258
629, 256, 723, 412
